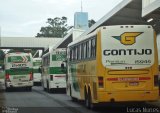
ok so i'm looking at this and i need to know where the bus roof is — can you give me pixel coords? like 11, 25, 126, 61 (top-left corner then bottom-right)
68, 25, 153, 48
6, 52, 32, 57
68, 27, 99, 47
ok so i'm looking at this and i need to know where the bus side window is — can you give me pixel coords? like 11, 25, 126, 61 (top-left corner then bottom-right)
81, 43, 84, 59
84, 43, 86, 59
86, 41, 89, 58
69, 49, 72, 61
91, 38, 96, 58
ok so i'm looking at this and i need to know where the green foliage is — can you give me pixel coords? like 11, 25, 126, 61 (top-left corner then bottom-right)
88, 19, 96, 27
36, 16, 96, 37
36, 16, 69, 38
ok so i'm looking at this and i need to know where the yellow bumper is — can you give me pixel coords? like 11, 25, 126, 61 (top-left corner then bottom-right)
96, 90, 159, 103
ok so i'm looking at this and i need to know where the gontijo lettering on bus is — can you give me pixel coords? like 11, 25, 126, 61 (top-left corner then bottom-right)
101, 28, 154, 69
103, 32, 152, 56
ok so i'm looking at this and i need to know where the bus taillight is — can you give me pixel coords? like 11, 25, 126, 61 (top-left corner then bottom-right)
29, 72, 33, 81
98, 77, 104, 88
154, 75, 159, 87
5, 73, 10, 82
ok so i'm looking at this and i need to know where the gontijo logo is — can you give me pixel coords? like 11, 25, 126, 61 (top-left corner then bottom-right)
112, 32, 143, 45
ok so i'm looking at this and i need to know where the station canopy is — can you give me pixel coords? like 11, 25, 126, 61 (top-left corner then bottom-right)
82, 0, 160, 36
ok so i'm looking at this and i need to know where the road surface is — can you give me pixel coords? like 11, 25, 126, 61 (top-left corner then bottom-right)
0, 86, 159, 113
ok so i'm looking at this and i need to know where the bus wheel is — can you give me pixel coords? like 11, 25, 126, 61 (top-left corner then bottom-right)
70, 85, 76, 101
44, 87, 47, 91
85, 88, 95, 109
29, 87, 32, 91
88, 89, 96, 110
5, 87, 10, 92
47, 82, 51, 93
85, 88, 90, 108
26, 87, 32, 91
42, 82, 47, 91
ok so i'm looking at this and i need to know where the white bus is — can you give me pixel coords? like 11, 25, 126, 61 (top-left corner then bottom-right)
4, 52, 33, 91
41, 48, 66, 93
33, 58, 42, 85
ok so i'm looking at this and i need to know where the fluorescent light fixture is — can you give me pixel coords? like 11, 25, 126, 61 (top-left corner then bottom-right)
147, 18, 153, 22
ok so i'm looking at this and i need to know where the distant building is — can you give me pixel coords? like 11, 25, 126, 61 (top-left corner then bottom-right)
74, 12, 88, 30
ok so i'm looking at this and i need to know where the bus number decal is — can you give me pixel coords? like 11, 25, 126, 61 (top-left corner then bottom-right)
12, 63, 27, 68
135, 60, 151, 64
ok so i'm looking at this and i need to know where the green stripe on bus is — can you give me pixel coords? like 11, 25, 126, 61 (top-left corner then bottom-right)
33, 69, 39, 73
52, 55, 66, 61
8, 56, 31, 62
33, 62, 41, 66
6, 68, 33, 75
49, 67, 66, 74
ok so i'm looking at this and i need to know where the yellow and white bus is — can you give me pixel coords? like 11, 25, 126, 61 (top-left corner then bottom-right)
66, 25, 159, 108
4, 52, 33, 91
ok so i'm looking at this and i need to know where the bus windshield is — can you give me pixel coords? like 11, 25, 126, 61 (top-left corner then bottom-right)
33, 61, 41, 66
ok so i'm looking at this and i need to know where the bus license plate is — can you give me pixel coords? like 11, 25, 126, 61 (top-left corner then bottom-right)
129, 82, 139, 86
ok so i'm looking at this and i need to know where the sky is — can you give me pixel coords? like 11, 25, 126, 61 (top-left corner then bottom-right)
0, 0, 123, 37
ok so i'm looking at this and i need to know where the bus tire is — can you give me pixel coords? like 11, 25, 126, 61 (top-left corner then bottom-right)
42, 82, 47, 91
47, 82, 51, 93
29, 87, 32, 91
44, 87, 47, 91
5, 87, 10, 92
26, 87, 32, 91
85, 87, 96, 109
84, 88, 90, 108
70, 85, 76, 101
88, 89, 96, 110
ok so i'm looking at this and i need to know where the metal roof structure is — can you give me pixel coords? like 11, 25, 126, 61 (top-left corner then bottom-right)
142, 0, 160, 33
0, 37, 62, 49
52, 29, 84, 49
81, 0, 160, 36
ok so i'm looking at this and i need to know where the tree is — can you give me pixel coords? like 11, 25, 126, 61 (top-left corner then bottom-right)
88, 19, 96, 27
36, 16, 69, 38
